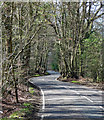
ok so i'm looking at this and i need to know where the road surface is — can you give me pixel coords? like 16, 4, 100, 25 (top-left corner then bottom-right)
29, 71, 104, 120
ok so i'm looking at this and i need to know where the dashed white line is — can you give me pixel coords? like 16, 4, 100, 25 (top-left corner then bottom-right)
99, 106, 104, 110
63, 86, 81, 95
64, 86, 94, 103
63, 86, 100, 104
71, 90, 80, 95
30, 77, 104, 116
82, 96, 93, 103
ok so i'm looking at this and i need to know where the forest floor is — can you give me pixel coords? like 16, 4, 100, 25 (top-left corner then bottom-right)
57, 76, 104, 91
1, 72, 50, 119
1, 80, 41, 119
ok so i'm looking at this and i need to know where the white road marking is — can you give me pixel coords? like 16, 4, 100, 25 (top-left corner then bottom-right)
63, 86, 99, 104
29, 76, 104, 119
71, 90, 80, 95
61, 81, 102, 95
40, 88, 45, 110
41, 115, 44, 120
63, 86, 80, 95
99, 106, 104, 110
82, 96, 93, 103
29, 80, 45, 110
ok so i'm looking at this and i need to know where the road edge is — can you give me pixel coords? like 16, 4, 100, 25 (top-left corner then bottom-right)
28, 79, 45, 111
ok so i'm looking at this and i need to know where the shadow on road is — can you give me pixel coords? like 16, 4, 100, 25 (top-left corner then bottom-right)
30, 71, 104, 120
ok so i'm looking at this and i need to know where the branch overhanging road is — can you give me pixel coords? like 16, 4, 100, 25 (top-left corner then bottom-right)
29, 71, 104, 120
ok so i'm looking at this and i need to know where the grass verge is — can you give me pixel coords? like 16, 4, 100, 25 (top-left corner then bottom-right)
1, 85, 41, 120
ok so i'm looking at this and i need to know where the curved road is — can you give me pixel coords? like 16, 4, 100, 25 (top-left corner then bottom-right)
29, 71, 104, 120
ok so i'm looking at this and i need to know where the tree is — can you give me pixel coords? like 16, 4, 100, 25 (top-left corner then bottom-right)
52, 1, 104, 79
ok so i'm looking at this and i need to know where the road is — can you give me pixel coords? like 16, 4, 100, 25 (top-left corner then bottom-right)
29, 71, 104, 120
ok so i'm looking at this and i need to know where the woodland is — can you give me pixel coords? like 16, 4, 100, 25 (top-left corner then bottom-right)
0, 1, 104, 119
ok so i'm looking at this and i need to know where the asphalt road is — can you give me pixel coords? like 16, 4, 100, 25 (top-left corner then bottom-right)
30, 71, 104, 120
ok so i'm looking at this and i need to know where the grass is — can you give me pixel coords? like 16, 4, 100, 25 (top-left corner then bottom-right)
29, 87, 35, 94
9, 111, 24, 119
45, 72, 50, 75
23, 103, 32, 107
71, 81, 80, 83
33, 74, 40, 77
1, 87, 36, 120
33, 72, 50, 77
6, 102, 34, 119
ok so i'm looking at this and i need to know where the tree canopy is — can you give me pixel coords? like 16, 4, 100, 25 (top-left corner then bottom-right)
1, 1, 104, 104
